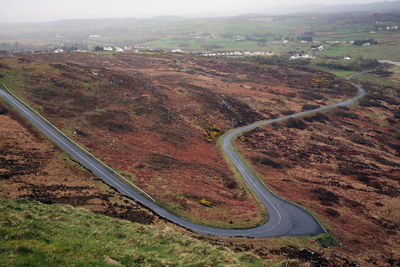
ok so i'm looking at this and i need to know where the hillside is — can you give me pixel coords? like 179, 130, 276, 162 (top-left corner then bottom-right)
0, 199, 264, 266
0, 93, 359, 266
1, 51, 399, 265
236, 72, 400, 266
0, 51, 357, 228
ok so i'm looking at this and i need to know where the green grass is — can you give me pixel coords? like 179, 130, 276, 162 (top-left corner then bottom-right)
353, 72, 400, 87
0, 199, 267, 266
312, 67, 355, 78
317, 41, 400, 61
142, 37, 265, 51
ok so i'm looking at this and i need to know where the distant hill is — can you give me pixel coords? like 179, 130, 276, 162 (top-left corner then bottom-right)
263, 1, 400, 15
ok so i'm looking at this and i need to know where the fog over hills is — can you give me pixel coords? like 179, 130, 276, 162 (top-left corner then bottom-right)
1, 0, 400, 24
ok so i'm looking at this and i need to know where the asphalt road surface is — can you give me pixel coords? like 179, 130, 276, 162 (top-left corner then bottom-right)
0, 73, 365, 237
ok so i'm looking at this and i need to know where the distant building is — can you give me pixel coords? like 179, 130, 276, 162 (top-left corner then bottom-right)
290, 54, 315, 60
234, 35, 246, 41
344, 55, 352, 60
103, 47, 113, 51
89, 34, 101, 38
115, 47, 124, 52
54, 49, 64, 53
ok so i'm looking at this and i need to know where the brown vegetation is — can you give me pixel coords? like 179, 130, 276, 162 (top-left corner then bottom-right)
0, 51, 393, 265
0, 107, 155, 225
236, 78, 400, 266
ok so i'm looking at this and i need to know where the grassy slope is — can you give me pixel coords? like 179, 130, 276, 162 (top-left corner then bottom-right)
0, 199, 267, 266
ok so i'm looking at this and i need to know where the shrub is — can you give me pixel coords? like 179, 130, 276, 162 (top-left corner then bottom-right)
0, 103, 7, 115
373, 68, 393, 77
199, 198, 212, 207
311, 188, 340, 205
286, 118, 307, 129
304, 112, 330, 123
281, 110, 295, 116
316, 234, 339, 248
258, 157, 282, 169
302, 104, 320, 111
333, 110, 359, 119
271, 122, 280, 129
359, 99, 385, 108
394, 109, 400, 119
299, 91, 324, 100
325, 208, 340, 218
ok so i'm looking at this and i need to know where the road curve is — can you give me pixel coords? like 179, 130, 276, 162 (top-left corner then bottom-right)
0, 73, 365, 237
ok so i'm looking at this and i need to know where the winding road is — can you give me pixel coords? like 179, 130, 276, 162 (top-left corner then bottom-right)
0, 72, 365, 237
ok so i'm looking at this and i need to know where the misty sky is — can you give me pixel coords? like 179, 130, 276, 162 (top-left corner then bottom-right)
0, 0, 391, 23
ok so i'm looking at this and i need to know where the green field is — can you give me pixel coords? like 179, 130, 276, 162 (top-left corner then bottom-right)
1, 12, 399, 61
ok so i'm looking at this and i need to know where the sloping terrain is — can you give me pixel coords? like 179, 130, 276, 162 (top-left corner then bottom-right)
0, 90, 356, 266
0, 102, 155, 224
0, 52, 355, 228
1, 51, 393, 265
0, 199, 266, 266
235, 78, 400, 266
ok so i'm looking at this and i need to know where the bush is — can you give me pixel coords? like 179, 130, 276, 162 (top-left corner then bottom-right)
325, 208, 340, 218
316, 234, 339, 248
258, 157, 282, 169
311, 188, 340, 205
271, 122, 280, 129
373, 68, 393, 77
359, 99, 386, 108
394, 109, 400, 119
333, 110, 359, 119
286, 118, 307, 129
299, 91, 324, 100
281, 110, 295, 116
316, 57, 381, 71
0, 103, 7, 115
302, 104, 320, 111
303, 112, 330, 123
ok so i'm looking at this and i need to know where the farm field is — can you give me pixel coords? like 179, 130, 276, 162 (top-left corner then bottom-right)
1, 11, 399, 62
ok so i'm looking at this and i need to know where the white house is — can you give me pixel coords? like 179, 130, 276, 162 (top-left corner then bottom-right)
344, 56, 352, 60
115, 47, 124, 52
103, 46, 113, 51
